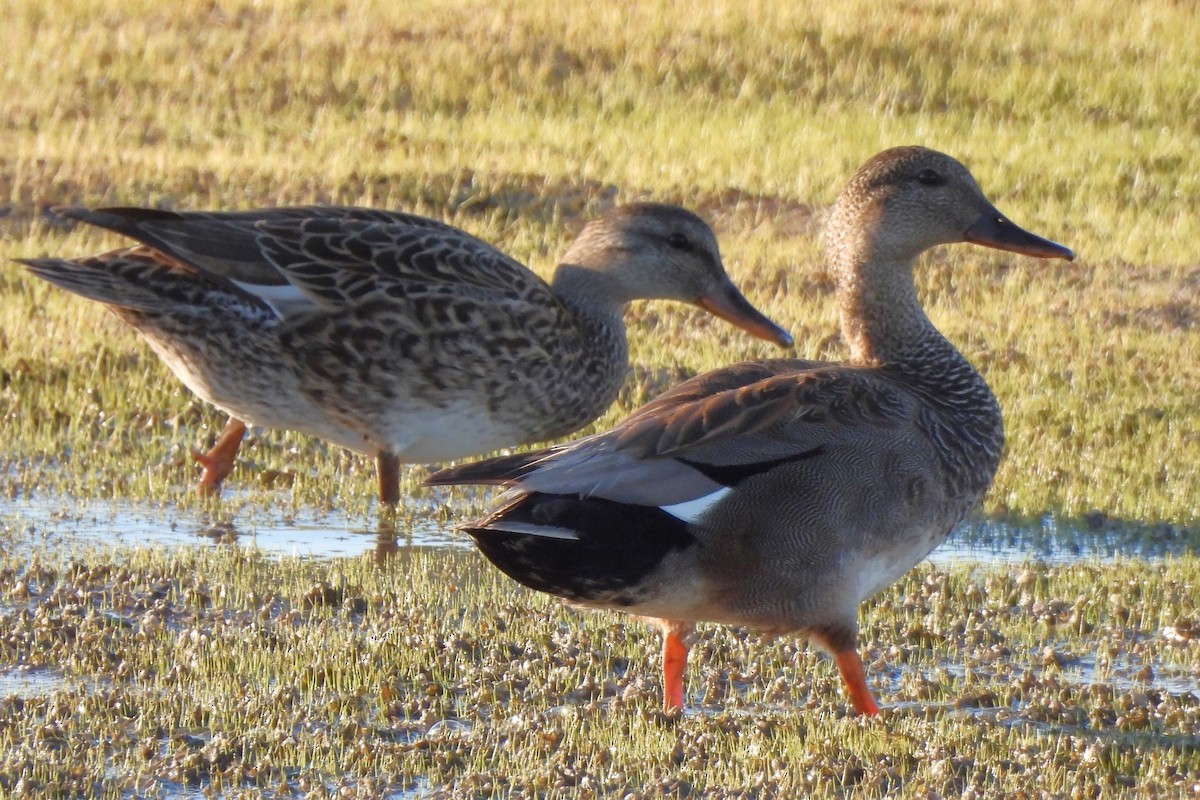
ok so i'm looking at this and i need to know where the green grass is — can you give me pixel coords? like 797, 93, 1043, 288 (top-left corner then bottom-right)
0, 538, 1195, 797
1, 8, 1197, 796
0, 5, 1197, 796
1, 0, 1197, 524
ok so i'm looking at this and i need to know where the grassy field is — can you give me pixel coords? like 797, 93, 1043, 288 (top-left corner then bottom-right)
0, 538, 1195, 798
0, 0, 1196, 524
0, 1, 1198, 796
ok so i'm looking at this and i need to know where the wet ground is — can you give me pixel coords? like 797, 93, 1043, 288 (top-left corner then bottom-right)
0, 494, 1196, 797
4, 497, 1197, 699
3, 492, 1195, 566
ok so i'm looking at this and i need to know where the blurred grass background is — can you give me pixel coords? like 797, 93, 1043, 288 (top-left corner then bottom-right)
0, 0, 1196, 523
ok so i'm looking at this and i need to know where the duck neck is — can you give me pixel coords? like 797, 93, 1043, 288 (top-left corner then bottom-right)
551, 264, 630, 329
837, 256, 935, 369
836, 252, 1004, 494
837, 254, 983, 397
540, 263, 630, 437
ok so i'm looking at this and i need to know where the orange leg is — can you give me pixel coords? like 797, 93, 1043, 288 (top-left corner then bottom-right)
192, 417, 247, 497
661, 626, 690, 712
834, 649, 880, 717
377, 451, 401, 506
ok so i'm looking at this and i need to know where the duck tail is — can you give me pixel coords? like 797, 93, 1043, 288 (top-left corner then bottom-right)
424, 449, 553, 487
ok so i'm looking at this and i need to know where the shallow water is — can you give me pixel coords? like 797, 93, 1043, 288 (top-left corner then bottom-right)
0, 494, 470, 562
0, 665, 73, 699
0, 495, 1194, 799
1, 493, 1195, 565
929, 513, 1199, 564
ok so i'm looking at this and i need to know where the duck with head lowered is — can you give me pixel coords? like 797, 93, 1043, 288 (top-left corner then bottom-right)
427, 146, 1074, 716
19, 202, 792, 504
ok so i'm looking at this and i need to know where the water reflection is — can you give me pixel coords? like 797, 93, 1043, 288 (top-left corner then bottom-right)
929, 513, 1199, 565
1, 494, 1196, 564
0, 495, 471, 562
0, 666, 71, 699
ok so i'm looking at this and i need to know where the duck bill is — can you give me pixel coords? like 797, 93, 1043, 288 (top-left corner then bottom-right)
695, 279, 794, 348
964, 211, 1075, 261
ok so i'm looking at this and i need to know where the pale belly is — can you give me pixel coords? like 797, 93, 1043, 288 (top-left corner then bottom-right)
368, 399, 530, 462
147, 331, 566, 463
573, 520, 957, 635
146, 336, 371, 453
851, 524, 949, 601
208, 382, 525, 462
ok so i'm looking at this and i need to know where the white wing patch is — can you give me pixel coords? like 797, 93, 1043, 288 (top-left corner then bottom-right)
232, 280, 314, 317
659, 487, 733, 524
481, 521, 580, 540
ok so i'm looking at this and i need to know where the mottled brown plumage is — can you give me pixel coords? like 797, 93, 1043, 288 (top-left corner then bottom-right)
428, 147, 1075, 715
18, 203, 791, 502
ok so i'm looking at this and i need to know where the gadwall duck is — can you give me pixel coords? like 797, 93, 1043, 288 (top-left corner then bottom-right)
427, 147, 1074, 715
19, 203, 792, 503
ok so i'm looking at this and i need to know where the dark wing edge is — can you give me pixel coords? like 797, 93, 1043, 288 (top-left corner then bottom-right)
48, 206, 551, 302
424, 449, 559, 488
427, 362, 906, 509
252, 217, 552, 306
15, 246, 271, 315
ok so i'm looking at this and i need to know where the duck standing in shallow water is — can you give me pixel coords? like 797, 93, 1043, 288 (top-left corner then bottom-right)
427, 147, 1074, 715
19, 203, 791, 504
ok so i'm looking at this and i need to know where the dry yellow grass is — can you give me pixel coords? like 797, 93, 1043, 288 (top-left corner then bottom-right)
0, 5, 1197, 796
0, 0, 1196, 523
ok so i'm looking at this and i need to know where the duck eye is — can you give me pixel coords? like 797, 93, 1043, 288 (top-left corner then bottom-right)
916, 168, 944, 186
665, 232, 693, 252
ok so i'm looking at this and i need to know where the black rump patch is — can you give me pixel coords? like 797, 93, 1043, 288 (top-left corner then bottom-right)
465, 493, 696, 605
677, 445, 825, 487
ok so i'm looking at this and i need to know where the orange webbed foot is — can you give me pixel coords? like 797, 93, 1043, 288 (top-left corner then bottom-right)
834, 648, 880, 717
659, 621, 694, 713
192, 418, 247, 497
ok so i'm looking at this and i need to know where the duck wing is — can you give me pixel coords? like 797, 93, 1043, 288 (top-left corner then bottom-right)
428, 359, 920, 509
52, 206, 555, 317
16, 245, 273, 320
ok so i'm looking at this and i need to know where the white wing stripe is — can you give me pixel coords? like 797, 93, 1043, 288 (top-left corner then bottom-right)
231, 280, 311, 317
659, 487, 733, 523
481, 521, 580, 540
